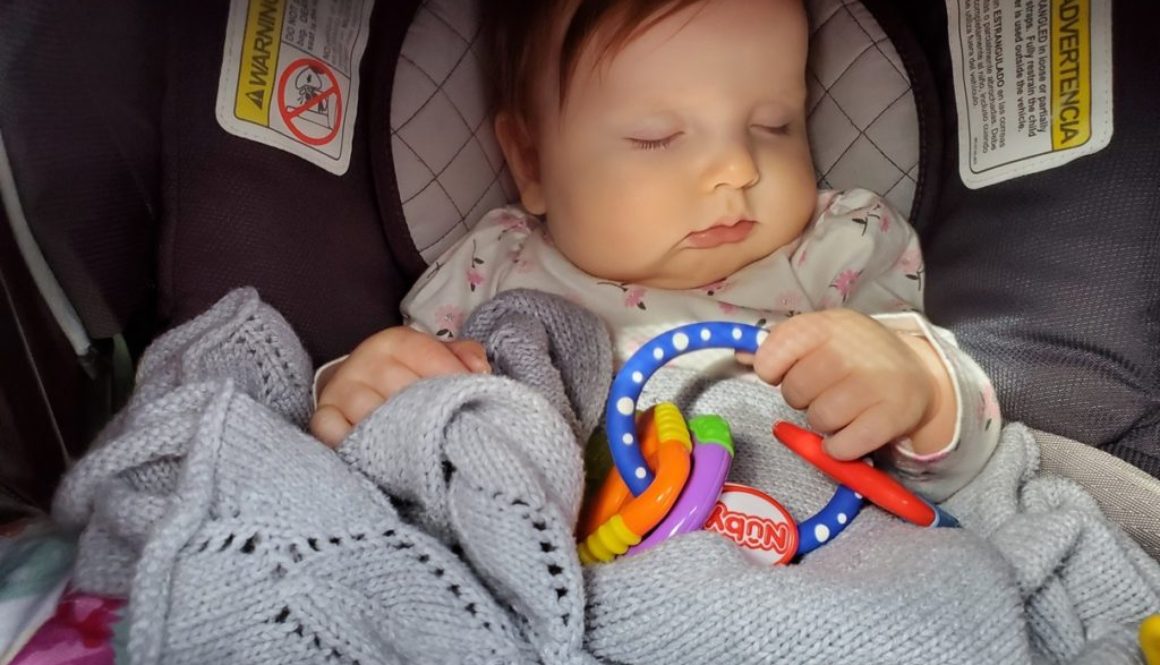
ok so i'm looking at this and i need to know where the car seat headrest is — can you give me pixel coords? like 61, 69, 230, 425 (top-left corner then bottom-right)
390, 0, 925, 263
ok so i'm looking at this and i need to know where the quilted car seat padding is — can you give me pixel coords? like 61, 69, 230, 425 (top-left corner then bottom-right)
903, 1, 1160, 474
160, 0, 421, 364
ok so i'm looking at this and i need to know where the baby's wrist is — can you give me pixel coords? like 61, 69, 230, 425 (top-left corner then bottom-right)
896, 333, 955, 455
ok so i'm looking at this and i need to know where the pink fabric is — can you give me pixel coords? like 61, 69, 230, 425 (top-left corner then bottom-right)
10, 592, 125, 665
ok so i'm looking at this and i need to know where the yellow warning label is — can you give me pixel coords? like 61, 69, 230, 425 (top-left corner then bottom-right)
1051, 0, 1090, 150
234, 0, 285, 126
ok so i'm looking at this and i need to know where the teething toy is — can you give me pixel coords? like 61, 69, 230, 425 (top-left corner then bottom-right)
585, 320, 958, 565
706, 483, 799, 565
1142, 614, 1160, 665
627, 415, 735, 555
773, 421, 958, 528
578, 403, 692, 564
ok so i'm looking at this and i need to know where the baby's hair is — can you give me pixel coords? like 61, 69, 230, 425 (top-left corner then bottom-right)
481, 0, 706, 129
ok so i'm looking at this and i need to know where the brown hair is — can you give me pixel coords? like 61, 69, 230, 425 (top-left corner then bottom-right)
481, 0, 706, 128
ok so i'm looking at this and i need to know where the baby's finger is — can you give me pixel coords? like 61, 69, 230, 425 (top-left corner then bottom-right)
752, 314, 832, 385
804, 377, 876, 434
320, 378, 392, 428
310, 404, 353, 448
447, 339, 491, 374
395, 334, 478, 379
779, 346, 851, 410
821, 401, 902, 461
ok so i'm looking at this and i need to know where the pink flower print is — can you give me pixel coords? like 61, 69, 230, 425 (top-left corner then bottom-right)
506, 246, 535, 274
717, 301, 738, 315
879, 212, 892, 233
598, 281, 648, 310
496, 210, 531, 239
467, 240, 487, 292
775, 290, 803, 316
796, 244, 809, 267
701, 278, 730, 297
433, 304, 465, 339
894, 246, 925, 291
895, 246, 922, 273
466, 266, 485, 292
829, 268, 862, 302
624, 286, 647, 310
977, 384, 1000, 431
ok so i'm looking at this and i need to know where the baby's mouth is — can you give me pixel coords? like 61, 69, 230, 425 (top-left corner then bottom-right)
685, 219, 756, 249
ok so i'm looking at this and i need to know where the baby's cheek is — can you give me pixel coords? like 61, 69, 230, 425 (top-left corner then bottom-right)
758, 156, 817, 235
548, 191, 665, 280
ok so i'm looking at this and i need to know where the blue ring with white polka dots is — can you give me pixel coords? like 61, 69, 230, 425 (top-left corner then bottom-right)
796, 486, 863, 557
607, 322, 766, 494
606, 321, 864, 555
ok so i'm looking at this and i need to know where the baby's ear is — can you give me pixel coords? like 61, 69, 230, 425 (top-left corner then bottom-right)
494, 112, 547, 215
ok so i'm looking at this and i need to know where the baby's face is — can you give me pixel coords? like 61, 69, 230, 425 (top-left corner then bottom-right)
513, 0, 817, 290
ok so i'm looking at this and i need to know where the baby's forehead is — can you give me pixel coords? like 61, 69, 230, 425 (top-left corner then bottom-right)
512, 0, 809, 126
564, 2, 809, 100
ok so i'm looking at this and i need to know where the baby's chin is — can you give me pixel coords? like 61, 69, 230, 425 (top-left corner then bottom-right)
567, 240, 774, 290
628, 257, 754, 291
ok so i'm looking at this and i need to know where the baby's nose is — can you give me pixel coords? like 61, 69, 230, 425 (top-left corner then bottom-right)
707, 142, 760, 191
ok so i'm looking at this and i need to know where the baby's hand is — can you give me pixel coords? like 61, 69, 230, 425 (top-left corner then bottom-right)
740, 309, 952, 460
310, 327, 490, 447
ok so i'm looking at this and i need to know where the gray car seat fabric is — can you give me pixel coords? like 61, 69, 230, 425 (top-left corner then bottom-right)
1035, 429, 1160, 560
0, 1, 164, 343
159, 0, 421, 364
907, 1, 1160, 476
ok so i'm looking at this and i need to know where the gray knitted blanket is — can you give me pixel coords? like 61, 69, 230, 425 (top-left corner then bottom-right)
53, 288, 1160, 665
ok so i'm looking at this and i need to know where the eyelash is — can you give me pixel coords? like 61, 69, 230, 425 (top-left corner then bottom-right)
629, 125, 790, 151
759, 124, 791, 136
630, 135, 680, 151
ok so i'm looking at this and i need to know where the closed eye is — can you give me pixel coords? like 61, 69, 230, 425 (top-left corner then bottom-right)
755, 124, 790, 136
628, 133, 682, 150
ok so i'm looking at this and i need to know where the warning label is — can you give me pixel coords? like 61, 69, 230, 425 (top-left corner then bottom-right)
946, 0, 1112, 189
215, 0, 374, 175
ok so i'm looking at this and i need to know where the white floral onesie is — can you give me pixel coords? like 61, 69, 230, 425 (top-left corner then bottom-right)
396, 189, 999, 499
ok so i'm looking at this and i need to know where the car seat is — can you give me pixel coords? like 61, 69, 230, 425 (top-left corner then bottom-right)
1, 0, 1158, 557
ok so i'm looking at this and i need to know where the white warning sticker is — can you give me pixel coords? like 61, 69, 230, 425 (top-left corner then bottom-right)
946, 0, 1112, 189
215, 0, 374, 175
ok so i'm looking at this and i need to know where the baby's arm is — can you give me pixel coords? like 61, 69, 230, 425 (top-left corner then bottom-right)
783, 189, 1000, 499
310, 329, 489, 447
870, 313, 1000, 501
